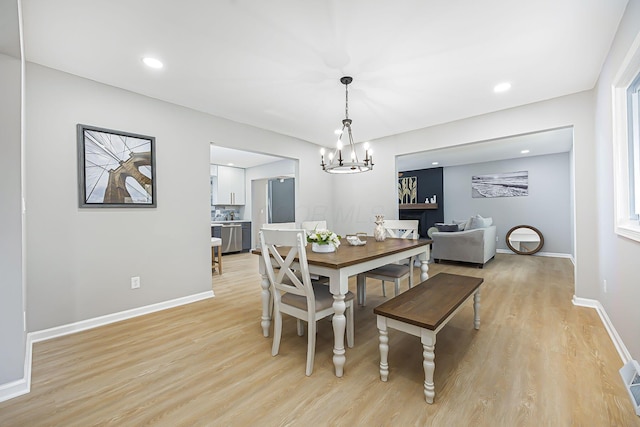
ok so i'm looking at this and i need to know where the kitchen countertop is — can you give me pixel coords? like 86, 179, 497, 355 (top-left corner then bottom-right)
211, 220, 251, 226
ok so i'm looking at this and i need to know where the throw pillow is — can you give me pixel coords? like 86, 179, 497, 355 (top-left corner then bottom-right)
464, 217, 475, 230
467, 214, 493, 230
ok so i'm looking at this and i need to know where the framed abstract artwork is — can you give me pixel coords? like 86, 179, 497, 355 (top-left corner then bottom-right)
77, 124, 156, 207
398, 176, 417, 204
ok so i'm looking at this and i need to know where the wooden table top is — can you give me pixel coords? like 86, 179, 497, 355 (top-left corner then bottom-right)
252, 236, 431, 269
373, 273, 483, 330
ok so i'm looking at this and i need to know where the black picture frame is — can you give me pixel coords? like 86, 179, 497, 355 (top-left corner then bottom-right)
77, 124, 156, 208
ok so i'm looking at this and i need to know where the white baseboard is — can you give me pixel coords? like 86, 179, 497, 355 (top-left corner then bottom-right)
0, 378, 29, 403
0, 290, 214, 403
572, 295, 632, 363
28, 290, 214, 343
496, 249, 574, 264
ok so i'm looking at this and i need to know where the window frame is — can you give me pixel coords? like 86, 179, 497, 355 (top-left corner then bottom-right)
612, 31, 640, 242
629, 75, 640, 217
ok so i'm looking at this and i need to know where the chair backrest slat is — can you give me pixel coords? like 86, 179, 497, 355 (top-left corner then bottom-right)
259, 228, 314, 303
382, 219, 419, 240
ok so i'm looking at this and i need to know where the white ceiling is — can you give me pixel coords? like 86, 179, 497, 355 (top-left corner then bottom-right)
20, 0, 628, 149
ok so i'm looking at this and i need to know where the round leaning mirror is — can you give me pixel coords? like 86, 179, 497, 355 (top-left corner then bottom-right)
506, 225, 544, 255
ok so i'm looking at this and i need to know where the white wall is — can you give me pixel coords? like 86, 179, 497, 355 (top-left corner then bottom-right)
443, 152, 572, 255
24, 63, 332, 331
0, 52, 26, 384
594, 0, 640, 361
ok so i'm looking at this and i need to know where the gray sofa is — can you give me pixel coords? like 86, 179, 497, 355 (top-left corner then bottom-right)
431, 225, 497, 268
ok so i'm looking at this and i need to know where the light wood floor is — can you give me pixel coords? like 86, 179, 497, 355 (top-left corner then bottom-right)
1, 253, 638, 426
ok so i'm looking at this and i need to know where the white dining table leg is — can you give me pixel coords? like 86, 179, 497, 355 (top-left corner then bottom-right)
420, 260, 429, 282
259, 271, 271, 337
332, 293, 347, 377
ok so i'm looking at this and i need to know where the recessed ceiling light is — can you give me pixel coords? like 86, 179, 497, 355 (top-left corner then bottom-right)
494, 82, 511, 93
521, 149, 530, 154
142, 57, 163, 69
432, 161, 439, 165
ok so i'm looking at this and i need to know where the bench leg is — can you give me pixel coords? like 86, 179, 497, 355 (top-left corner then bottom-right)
421, 330, 436, 404
377, 316, 389, 381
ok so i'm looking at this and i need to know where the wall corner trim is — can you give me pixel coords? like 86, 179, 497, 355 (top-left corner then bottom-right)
572, 295, 632, 363
0, 290, 214, 403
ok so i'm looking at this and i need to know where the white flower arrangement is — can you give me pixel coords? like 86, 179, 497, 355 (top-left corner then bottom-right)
306, 228, 342, 248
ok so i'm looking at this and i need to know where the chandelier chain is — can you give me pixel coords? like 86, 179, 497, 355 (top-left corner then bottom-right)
344, 83, 349, 120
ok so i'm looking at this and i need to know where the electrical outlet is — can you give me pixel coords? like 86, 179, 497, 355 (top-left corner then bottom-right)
603, 279, 607, 293
131, 276, 141, 289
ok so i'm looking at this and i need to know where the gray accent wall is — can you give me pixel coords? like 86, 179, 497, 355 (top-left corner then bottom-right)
0, 52, 25, 384
443, 152, 572, 255
0, 0, 26, 387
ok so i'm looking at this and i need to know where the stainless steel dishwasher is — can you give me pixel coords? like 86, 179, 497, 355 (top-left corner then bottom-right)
221, 223, 242, 253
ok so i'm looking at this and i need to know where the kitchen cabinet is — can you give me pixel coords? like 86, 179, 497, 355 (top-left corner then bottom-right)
213, 165, 245, 205
241, 222, 251, 252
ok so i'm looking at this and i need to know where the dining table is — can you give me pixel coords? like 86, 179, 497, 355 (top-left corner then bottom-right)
253, 235, 431, 377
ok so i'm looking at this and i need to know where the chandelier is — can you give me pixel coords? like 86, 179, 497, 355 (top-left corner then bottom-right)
320, 76, 373, 174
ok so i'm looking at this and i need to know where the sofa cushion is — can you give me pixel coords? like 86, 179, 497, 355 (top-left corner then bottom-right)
436, 223, 459, 232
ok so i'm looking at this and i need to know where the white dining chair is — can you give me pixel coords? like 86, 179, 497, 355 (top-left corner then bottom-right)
259, 228, 355, 376
356, 219, 419, 306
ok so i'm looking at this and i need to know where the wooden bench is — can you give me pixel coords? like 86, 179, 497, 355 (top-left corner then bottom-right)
373, 272, 483, 403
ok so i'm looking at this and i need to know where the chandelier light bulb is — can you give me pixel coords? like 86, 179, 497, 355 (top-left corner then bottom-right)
320, 147, 325, 156
337, 140, 343, 150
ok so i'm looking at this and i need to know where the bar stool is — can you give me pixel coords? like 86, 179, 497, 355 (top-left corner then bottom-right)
211, 237, 222, 274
